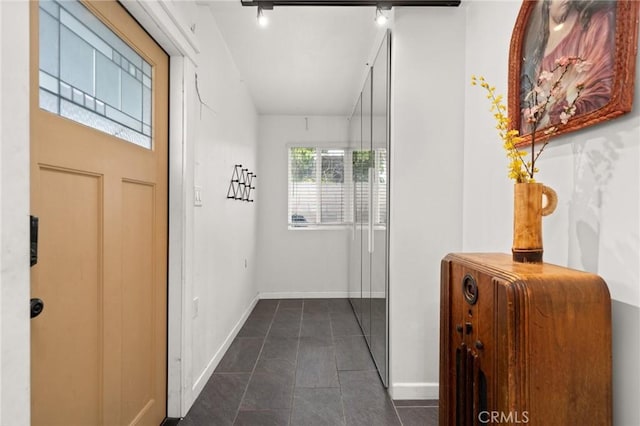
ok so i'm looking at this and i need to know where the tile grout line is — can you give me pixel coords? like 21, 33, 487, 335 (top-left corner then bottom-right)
348, 299, 404, 426
230, 300, 280, 426
394, 404, 440, 408
287, 300, 304, 426
329, 302, 348, 426
391, 398, 406, 426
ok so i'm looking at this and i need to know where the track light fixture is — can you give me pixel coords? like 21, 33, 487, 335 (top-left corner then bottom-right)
257, 6, 269, 27
244, 0, 461, 27
241, 1, 461, 7
375, 7, 388, 26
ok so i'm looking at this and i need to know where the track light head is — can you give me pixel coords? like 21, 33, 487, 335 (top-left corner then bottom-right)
257, 6, 269, 27
375, 7, 388, 26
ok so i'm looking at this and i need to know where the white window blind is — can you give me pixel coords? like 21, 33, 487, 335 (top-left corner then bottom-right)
288, 146, 386, 229
288, 147, 350, 227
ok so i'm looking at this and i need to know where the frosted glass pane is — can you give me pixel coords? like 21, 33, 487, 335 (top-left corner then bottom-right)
40, 0, 59, 18
96, 100, 105, 115
143, 75, 151, 89
121, 72, 142, 121
142, 62, 151, 77
60, 82, 72, 100
61, 100, 150, 149
40, 71, 58, 94
95, 52, 121, 109
60, 9, 111, 59
84, 94, 95, 110
73, 88, 84, 105
142, 87, 151, 125
106, 105, 141, 132
40, 89, 59, 114
60, 27, 94, 96
40, 9, 59, 77
59, 0, 142, 69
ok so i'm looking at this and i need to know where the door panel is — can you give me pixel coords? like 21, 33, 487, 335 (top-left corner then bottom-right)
121, 180, 157, 426
30, 1, 168, 425
32, 168, 102, 426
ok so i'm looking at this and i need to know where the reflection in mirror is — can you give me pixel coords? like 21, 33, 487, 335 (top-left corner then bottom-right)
347, 30, 390, 388
348, 94, 363, 325
361, 67, 373, 347
370, 31, 389, 386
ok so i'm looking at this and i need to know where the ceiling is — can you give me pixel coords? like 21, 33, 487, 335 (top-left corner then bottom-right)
204, 1, 385, 116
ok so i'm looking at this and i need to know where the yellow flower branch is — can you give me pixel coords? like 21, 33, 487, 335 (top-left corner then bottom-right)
471, 57, 585, 183
471, 75, 532, 183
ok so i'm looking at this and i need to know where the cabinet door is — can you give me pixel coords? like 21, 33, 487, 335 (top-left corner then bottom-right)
360, 68, 372, 344
370, 31, 390, 385
348, 95, 362, 323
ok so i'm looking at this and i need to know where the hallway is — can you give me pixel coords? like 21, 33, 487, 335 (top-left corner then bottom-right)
180, 299, 437, 425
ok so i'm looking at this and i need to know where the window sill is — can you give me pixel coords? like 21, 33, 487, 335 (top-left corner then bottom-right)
288, 225, 352, 231
287, 224, 387, 231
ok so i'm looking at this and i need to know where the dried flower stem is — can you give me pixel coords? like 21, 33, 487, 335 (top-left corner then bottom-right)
526, 62, 579, 179
472, 56, 586, 183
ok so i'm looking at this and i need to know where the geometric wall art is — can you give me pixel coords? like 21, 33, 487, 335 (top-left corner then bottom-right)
226, 164, 256, 202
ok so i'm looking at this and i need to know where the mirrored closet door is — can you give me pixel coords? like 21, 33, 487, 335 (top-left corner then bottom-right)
348, 30, 390, 386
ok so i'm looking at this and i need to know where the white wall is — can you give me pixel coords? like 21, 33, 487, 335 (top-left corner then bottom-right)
256, 116, 351, 297
180, 5, 260, 412
463, 2, 640, 424
389, 7, 466, 399
0, 2, 31, 424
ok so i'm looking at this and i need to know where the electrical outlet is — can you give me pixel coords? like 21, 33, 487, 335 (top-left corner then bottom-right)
193, 297, 199, 318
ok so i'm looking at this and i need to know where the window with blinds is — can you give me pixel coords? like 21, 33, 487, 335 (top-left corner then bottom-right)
288, 147, 387, 229
288, 147, 348, 227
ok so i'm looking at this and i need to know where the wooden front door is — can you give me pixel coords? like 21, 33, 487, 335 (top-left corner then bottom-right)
30, 1, 168, 424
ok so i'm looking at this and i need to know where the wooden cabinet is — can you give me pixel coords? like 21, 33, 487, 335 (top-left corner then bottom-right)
439, 253, 612, 426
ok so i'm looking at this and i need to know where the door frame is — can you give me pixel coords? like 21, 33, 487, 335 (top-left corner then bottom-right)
122, 2, 200, 417
0, 0, 200, 422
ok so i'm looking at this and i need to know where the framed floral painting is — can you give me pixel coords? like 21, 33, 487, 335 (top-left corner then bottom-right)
508, 0, 640, 145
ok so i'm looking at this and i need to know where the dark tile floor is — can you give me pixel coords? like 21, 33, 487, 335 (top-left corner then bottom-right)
180, 298, 438, 426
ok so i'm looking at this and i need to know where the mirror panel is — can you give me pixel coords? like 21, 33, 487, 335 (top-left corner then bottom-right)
370, 31, 390, 385
347, 30, 390, 388
348, 95, 362, 323
360, 67, 373, 345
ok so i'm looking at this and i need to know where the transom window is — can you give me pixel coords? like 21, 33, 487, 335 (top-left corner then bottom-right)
39, 0, 153, 149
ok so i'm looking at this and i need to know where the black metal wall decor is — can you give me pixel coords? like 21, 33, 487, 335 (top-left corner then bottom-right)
227, 164, 256, 202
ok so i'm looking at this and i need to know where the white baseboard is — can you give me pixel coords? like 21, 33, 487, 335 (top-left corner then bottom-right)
259, 291, 351, 299
390, 382, 439, 400
260, 291, 386, 299
190, 294, 259, 398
